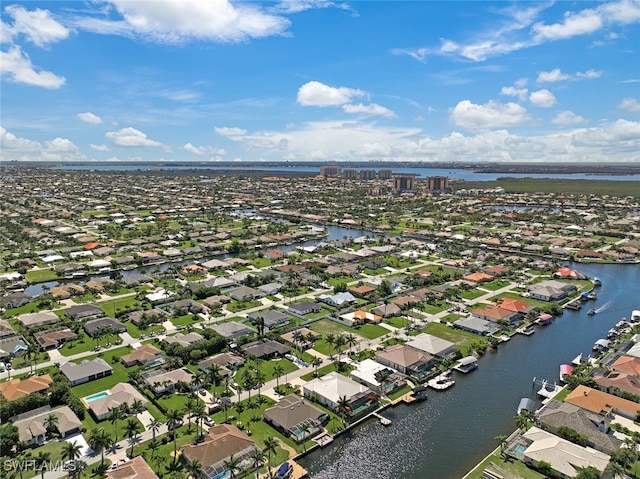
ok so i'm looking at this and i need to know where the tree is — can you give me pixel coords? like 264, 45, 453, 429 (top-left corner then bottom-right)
148, 418, 163, 450
124, 418, 139, 457
272, 364, 285, 390
325, 334, 336, 358
263, 438, 278, 478
185, 459, 203, 479
250, 448, 265, 479
495, 435, 508, 452
166, 409, 183, 463
605, 459, 627, 479
311, 357, 322, 377
61, 441, 83, 463
208, 365, 221, 399
0, 423, 19, 455
34, 451, 51, 479
334, 335, 347, 366
220, 397, 232, 423
184, 396, 197, 433
130, 399, 145, 415
573, 466, 600, 479
108, 407, 124, 444
292, 331, 304, 352
223, 455, 240, 479
535, 461, 554, 478
44, 413, 59, 439
87, 428, 111, 467
336, 395, 351, 425
345, 333, 357, 356
378, 279, 393, 298
254, 369, 266, 401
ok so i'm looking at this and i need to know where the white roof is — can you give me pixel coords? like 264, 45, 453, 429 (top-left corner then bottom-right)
406, 333, 455, 356
351, 359, 396, 389
42, 255, 65, 263
145, 289, 176, 302
89, 259, 112, 268
304, 372, 371, 404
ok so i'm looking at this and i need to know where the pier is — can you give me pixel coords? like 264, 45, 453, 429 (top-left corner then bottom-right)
373, 412, 392, 426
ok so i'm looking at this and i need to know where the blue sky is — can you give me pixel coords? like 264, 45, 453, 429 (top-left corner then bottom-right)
1, 0, 639, 163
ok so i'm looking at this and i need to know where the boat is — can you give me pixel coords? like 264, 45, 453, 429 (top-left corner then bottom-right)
559, 364, 574, 383
517, 397, 536, 415
593, 338, 610, 352
500, 334, 511, 342
571, 353, 585, 366
587, 292, 597, 300
412, 385, 429, 402
593, 277, 602, 286
427, 371, 455, 390
516, 325, 535, 336
587, 308, 596, 316
565, 300, 582, 310
632, 310, 640, 323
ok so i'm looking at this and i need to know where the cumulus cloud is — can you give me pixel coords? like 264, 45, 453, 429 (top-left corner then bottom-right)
0, 45, 66, 89
105, 127, 167, 149
214, 126, 248, 137
537, 68, 602, 82
551, 111, 586, 125
70, 0, 290, 44
532, 8, 603, 41
3, 4, 70, 47
529, 89, 556, 108
450, 100, 531, 130
342, 103, 396, 118
77, 112, 103, 124
183, 143, 226, 155
618, 97, 640, 112
500, 86, 528, 102
0, 126, 85, 161
297, 81, 365, 107
90, 144, 109, 151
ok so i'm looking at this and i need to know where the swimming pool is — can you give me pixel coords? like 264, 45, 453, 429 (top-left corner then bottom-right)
85, 391, 109, 402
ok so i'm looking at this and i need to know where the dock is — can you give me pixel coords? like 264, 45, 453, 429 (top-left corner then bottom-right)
391, 391, 418, 405
262, 460, 308, 479
373, 412, 392, 426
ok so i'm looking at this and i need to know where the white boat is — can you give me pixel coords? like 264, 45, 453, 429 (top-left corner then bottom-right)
632, 310, 640, 323
428, 371, 455, 390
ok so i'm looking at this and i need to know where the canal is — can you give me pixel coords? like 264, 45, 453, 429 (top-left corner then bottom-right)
300, 262, 640, 479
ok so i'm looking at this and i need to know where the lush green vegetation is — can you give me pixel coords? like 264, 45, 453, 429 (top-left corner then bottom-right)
452, 178, 640, 198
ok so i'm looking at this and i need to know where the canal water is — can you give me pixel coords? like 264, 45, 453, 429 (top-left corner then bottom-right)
300, 262, 640, 479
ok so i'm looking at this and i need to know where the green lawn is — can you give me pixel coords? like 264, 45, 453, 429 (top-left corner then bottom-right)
2, 301, 44, 318
82, 412, 145, 443
301, 362, 339, 381
493, 292, 551, 310
235, 358, 298, 386
465, 452, 544, 479
355, 323, 388, 339
25, 269, 59, 283
311, 339, 334, 356
364, 268, 388, 276
59, 335, 100, 356
481, 280, 511, 291
420, 301, 449, 314
420, 322, 488, 356
440, 314, 463, 323
460, 289, 486, 300
327, 277, 353, 287
385, 316, 408, 328
70, 348, 135, 397
251, 257, 273, 268
170, 314, 202, 327
303, 306, 333, 320
99, 296, 140, 316
125, 321, 143, 338
226, 299, 262, 312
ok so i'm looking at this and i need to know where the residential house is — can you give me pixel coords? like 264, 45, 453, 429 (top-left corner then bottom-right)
83, 317, 127, 337
33, 328, 78, 350
229, 286, 263, 301
164, 332, 204, 347
565, 385, 640, 419
0, 374, 53, 401
141, 368, 195, 395
127, 308, 167, 325
304, 372, 378, 419
86, 383, 148, 420
209, 322, 254, 340
60, 358, 113, 386
370, 303, 402, 318
593, 369, 640, 397
64, 303, 105, 321
536, 400, 622, 454
198, 352, 244, 375
528, 280, 577, 302
406, 333, 459, 360
107, 456, 158, 479
471, 305, 516, 324
611, 355, 640, 376
257, 282, 283, 296
0, 335, 28, 360
349, 284, 376, 298
13, 406, 82, 446
319, 292, 356, 308
375, 344, 435, 381
280, 327, 316, 351
339, 310, 382, 326
121, 344, 165, 367
0, 319, 15, 337
263, 394, 328, 443
166, 299, 207, 315
181, 425, 257, 479
18, 311, 60, 329
350, 359, 406, 395
241, 339, 291, 360
288, 301, 321, 316
203, 277, 236, 290
462, 272, 494, 283
453, 317, 499, 336
247, 310, 291, 331
516, 426, 610, 479
0, 292, 32, 310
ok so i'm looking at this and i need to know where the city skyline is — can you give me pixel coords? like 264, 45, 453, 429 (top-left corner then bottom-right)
1, 0, 639, 163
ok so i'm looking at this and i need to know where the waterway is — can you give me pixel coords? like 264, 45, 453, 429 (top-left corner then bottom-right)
299, 262, 640, 479
50, 164, 640, 182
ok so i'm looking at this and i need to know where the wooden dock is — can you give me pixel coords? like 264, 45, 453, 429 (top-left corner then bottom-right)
373, 412, 392, 426
391, 391, 418, 405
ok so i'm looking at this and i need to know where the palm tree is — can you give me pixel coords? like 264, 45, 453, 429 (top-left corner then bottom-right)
250, 448, 265, 479
263, 438, 278, 478
184, 396, 197, 433
345, 333, 357, 356
334, 335, 347, 366
208, 364, 221, 398
573, 466, 600, 479
495, 435, 508, 453
148, 418, 163, 450
124, 418, 139, 457
34, 451, 51, 479
108, 407, 124, 444
273, 364, 285, 390
604, 460, 626, 479
220, 397, 232, 423
254, 369, 266, 401
87, 428, 111, 467
62, 441, 83, 465
223, 455, 240, 479
336, 395, 351, 425
292, 330, 304, 351
130, 399, 145, 415
43, 413, 58, 439
193, 401, 206, 438
166, 409, 183, 463
325, 333, 336, 358
242, 369, 255, 405
310, 356, 322, 377
185, 459, 203, 479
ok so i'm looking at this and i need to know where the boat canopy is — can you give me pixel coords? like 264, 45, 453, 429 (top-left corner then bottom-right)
539, 313, 553, 320
459, 356, 478, 366
594, 339, 610, 348
517, 398, 536, 414
560, 364, 574, 376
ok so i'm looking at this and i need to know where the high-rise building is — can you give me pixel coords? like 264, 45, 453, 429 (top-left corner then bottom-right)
426, 176, 449, 191
377, 169, 392, 180
393, 175, 416, 193
359, 169, 376, 180
319, 165, 341, 177
343, 169, 358, 179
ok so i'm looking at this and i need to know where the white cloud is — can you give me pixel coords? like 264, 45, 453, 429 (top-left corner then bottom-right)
0, 127, 85, 161
90, 144, 109, 151
342, 103, 396, 118
0, 45, 66, 89
0, 126, 40, 151
529, 89, 556, 108
551, 111, 586, 125
214, 126, 248, 137
500, 86, 528, 102
3, 5, 70, 47
532, 8, 603, 41
297, 81, 365, 107
537, 68, 602, 82
183, 143, 226, 155
105, 127, 167, 149
72, 0, 290, 44
618, 97, 640, 112
77, 112, 103, 124
449, 100, 531, 130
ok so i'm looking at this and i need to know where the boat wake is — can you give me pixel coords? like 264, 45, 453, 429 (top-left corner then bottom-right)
595, 301, 611, 314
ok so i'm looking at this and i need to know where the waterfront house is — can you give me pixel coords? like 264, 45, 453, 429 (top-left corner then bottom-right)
303, 372, 378, 419
209, 321, 254, 340
471, 305, 516, 324
516, 426, 610, 479
263, 394, 328, 443
106, 456, 158, 479
592, 369, 640, 397
0, 374, 53, 401
375, 344, 435, 380
121, 344, 165, 367
86, 383, 148, 420
241, 339, 291, 360
12, 405, 82, 446
610, 354, 640, 375
350, 359, 406, 395
33, 328, 78, 350
406, 333, 459, 360
565, 385, 640, 419
83, 317, 127, 336
181, 424, 257, 479
453, 317, 499, 336
527, 280, 577, 302
18, 311, 60, 329
60, 358, 113, 386
536, 400, 622, 454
